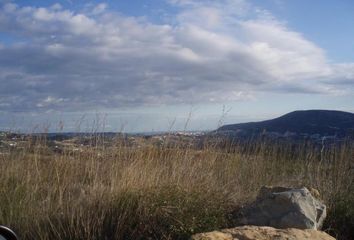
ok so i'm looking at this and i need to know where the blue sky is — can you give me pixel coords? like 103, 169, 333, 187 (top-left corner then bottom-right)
0, 0, 353, 132
254, 0, 354, 62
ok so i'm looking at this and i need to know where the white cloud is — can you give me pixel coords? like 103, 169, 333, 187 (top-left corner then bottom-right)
0, 1, 353, 113
241, 20, 331, 81
92, 3, 107, 15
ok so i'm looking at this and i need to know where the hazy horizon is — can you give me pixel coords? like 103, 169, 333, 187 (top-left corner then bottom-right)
2, 108, 353, 134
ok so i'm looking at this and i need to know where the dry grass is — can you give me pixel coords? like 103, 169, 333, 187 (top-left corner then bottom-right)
0, 135, 353, 239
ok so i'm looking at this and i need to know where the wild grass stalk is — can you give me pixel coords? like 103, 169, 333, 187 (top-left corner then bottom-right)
0, 133, 352, 239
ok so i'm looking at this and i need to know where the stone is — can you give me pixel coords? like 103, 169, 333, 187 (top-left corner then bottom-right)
235, 186, 327, 230
191, 226, 335, 240
192, 231, 233, 240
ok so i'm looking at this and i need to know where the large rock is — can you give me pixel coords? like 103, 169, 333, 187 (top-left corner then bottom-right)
191, 226, 335, 240
235, 186, 327, 230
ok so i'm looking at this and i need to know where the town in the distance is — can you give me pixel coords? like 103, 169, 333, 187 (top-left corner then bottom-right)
1, 110, 353, 154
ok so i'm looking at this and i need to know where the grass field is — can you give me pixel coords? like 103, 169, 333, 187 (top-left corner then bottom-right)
0, 134, 353, 239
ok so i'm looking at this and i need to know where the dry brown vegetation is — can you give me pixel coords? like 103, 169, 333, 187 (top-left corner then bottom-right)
0, 135, 353, 239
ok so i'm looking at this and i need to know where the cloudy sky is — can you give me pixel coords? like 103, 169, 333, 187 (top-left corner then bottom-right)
0, 0, 353, 132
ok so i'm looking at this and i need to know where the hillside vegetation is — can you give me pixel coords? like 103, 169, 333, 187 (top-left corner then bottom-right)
219, 110, 354, 137
0, 135, 353, 239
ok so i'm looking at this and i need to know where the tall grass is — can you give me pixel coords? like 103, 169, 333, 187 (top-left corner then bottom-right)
0, 134, 353, 239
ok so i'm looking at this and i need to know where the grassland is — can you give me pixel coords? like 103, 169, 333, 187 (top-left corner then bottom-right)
0, 134, 353, 239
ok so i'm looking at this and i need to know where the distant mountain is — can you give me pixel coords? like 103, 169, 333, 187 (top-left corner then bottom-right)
218, 110, 354, 137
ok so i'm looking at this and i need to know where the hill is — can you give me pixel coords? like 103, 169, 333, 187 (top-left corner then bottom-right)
218, 110, 354, 137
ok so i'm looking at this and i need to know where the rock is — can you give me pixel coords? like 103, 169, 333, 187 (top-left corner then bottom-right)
191, 226, 335, 240
235, 186, 326, 230
192, 231, 233, 240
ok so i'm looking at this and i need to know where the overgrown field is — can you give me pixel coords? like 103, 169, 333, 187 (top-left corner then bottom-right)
0, 136, 353, 239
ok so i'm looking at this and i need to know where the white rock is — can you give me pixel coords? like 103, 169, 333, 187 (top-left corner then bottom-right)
236, 186, 327, 230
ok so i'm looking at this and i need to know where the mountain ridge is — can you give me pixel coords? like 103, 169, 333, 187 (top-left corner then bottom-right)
218, 110, 354, 137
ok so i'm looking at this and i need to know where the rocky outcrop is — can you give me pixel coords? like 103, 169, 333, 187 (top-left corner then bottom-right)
192, 186, 333, 240
235, 186, 327, 230
192, 226, 335, 240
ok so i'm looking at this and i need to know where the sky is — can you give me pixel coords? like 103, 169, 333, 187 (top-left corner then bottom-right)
0, 0, 353, 132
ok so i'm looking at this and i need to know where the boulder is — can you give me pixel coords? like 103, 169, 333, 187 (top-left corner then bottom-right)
191, 226, 335, 240
235, 186, 327, 230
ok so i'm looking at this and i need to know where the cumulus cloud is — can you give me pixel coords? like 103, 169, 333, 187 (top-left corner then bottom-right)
0, 1, 353, 113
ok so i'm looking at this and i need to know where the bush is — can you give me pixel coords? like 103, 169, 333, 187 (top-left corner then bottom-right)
324, 192, 354, 240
